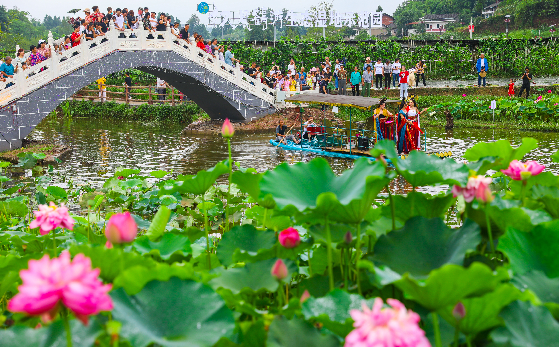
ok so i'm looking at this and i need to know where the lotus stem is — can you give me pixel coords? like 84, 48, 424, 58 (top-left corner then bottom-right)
355, 223, 362, 295
325, 216, 334, 291
308, 247, 312, 276
62, 310, 73, 347
52, 229, 56, 257
520, 180, 527, 207
202, 196, 211, 269
263, 208, 268, 229
432, 312, 442, 347
388, 186, 396, 231
277, 282, 284, 310
225, 138, 232, 232
466, 336, 473, 347
453, 325, 460, 347
485, 203, 495, 254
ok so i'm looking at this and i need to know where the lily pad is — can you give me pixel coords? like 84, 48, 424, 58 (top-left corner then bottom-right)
372, 217, 481, 280
111, 278, 235, 347
497, 221, 559, 277
396, 263, 509, 311
133, 233, 192, 260
209, 258, 297, 294
216, 225, 277, 267
438, 284, 525, 336
266, 316, 340, 347
491, 300, 559, 347
301, 289, 376, 337
395, 151, 469, 187
160, 161, 229, 196
259, 158, 388, 223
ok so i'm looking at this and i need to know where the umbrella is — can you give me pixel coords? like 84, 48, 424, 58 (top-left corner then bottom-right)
67, 9, 81, 14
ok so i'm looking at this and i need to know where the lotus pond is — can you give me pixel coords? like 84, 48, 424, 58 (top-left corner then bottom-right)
0, 116, 559, 347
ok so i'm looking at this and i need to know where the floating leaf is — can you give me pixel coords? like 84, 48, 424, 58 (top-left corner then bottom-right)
395, 263, 509, 311
301, 289, 376, 337
266, 316, 340, 347
133, 233, 192, 260
216, 225, 276, 267
115, 168, 141, 178
111, 278, 235, 347
150, 170, 169, 179
498, 221, 559, 277
160, 161, 229, 196
46, 186, 68, 199
395, 151, 469, 187
491, 301, 559, 347
372, 217, 481, 280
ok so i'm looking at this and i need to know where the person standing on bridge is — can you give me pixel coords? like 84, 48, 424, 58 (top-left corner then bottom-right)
26, 46, 46, 67
70, 25, 84, 48
0, 57, 16, 88
180, 23, 190, 43
225, 46, 238, 67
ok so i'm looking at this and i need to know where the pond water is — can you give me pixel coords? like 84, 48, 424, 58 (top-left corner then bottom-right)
27, 115, 559, 192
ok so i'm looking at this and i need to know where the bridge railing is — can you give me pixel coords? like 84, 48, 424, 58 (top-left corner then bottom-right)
0, 22, 277, 108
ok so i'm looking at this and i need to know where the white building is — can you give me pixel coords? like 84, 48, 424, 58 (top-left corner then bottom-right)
421, 14, 459, 33
482, 2, 500, 19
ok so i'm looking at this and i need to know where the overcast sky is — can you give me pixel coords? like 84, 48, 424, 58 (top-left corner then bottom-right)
3, 0, 407, 24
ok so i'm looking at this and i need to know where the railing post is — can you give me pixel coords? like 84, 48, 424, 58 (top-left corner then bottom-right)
109, 21, 118, 51
138, 24, 146, 50
47, 31, 59, 81
165, 24, 172, 49
148, 85, 152, 104
171, 87, 175, 106
15, 65, 25, 99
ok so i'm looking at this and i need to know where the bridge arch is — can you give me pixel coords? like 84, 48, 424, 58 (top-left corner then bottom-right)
0, 25, 277, 150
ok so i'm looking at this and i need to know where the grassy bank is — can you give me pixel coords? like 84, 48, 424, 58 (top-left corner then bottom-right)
54, 100, 209, 123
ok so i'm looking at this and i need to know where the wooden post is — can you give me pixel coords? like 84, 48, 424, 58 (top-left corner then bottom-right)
171, 87, 175, 106
148, 85, 152, 105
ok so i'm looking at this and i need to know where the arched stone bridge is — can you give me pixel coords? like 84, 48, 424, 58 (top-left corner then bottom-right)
0, 24, 278, 150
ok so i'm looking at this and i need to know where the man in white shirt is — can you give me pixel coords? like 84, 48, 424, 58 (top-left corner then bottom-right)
334, 59, 341, 89
156, 78, 168, 101
374, 59, 384, 90
149, 12, 158, 31
392, 59, 401, 88
114, 8, 125, 31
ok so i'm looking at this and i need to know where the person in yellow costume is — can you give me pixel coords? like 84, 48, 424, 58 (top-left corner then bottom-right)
97, 77, 107, 102
372, 99, 395, 141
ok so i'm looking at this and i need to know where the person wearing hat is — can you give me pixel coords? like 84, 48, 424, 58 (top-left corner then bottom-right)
84, 8, 95, 23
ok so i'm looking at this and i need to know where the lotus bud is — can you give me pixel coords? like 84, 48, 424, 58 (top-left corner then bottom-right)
271, 259, 288, 281
105, 212, 138, 244
278, 227, 301, 249
452, 302, 466, 321
221, 118, 234, 138
344, 231, 353, 244
300, 290, 310, 303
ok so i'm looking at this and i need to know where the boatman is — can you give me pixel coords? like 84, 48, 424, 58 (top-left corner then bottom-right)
276, 120, 300, 145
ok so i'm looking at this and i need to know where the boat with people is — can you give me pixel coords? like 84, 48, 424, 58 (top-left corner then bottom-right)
269, 93, 451, 161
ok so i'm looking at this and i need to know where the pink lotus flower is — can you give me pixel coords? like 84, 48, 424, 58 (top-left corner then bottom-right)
8, 251, 113, 325
462, 94, 466, 97
221, 118, 234, 138
537, 96, 543, 101
345, 298, 431, 347
105, 241, 113, 249
271, 259, 288, 281
452, 175, 493, 203
501, 160, 545, 181
452, 302, 466, 321
300, 290, 311, 303
117, 176, 124, 180
548, 90, 552, 93
105, 212, 138, 244
278, 227, 301, 248
29, 202, 75, 235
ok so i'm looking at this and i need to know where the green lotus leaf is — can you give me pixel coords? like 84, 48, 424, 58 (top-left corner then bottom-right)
308, 222, 359, 245
46, 186, 68, 199
231, 170, 276, 209
463, 138, 538, 172
370, 139, 399, 160
552, 149, 559, 163
245, 206, 291, 231
209, 258, 296, 294
532, 185, 559, 218
0, 318, 103, 347
133, 233, 192, 260
394, 151, 469, 187
381, 192, 455, 223
113, 262, 196, 295
69, 244, 158, 282
512, 270, 559, 318
498, 221, 559, 277
150, 170, 169, 179
115, 168, 141, 178
301, 289, 376, 337
259, 157, 388, 222
266, 316, 340, 347
160, 160, 229, 196
216, 225, 277, 267
111, 278, 235, 347
480, 196, 552, 234
438, 284, 525, 336
372, 217, 481, 280
395, 263, 509, 311
491, 301, 559, 347
0, 200, 29, 217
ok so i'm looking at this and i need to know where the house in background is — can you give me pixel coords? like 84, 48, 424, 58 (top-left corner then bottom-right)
482, 2, 501, 18
366, 13, 395, 36
421, 14, 459, 33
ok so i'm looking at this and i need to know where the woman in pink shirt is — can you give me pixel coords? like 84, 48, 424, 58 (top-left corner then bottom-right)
283, 77, 290, 92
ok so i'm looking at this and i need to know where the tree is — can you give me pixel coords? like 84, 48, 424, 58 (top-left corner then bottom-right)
376, 6, 383, 13
187, 14, 209, 38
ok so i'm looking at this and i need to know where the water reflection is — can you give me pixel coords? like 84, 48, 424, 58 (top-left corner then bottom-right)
28, 116, 559, 190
